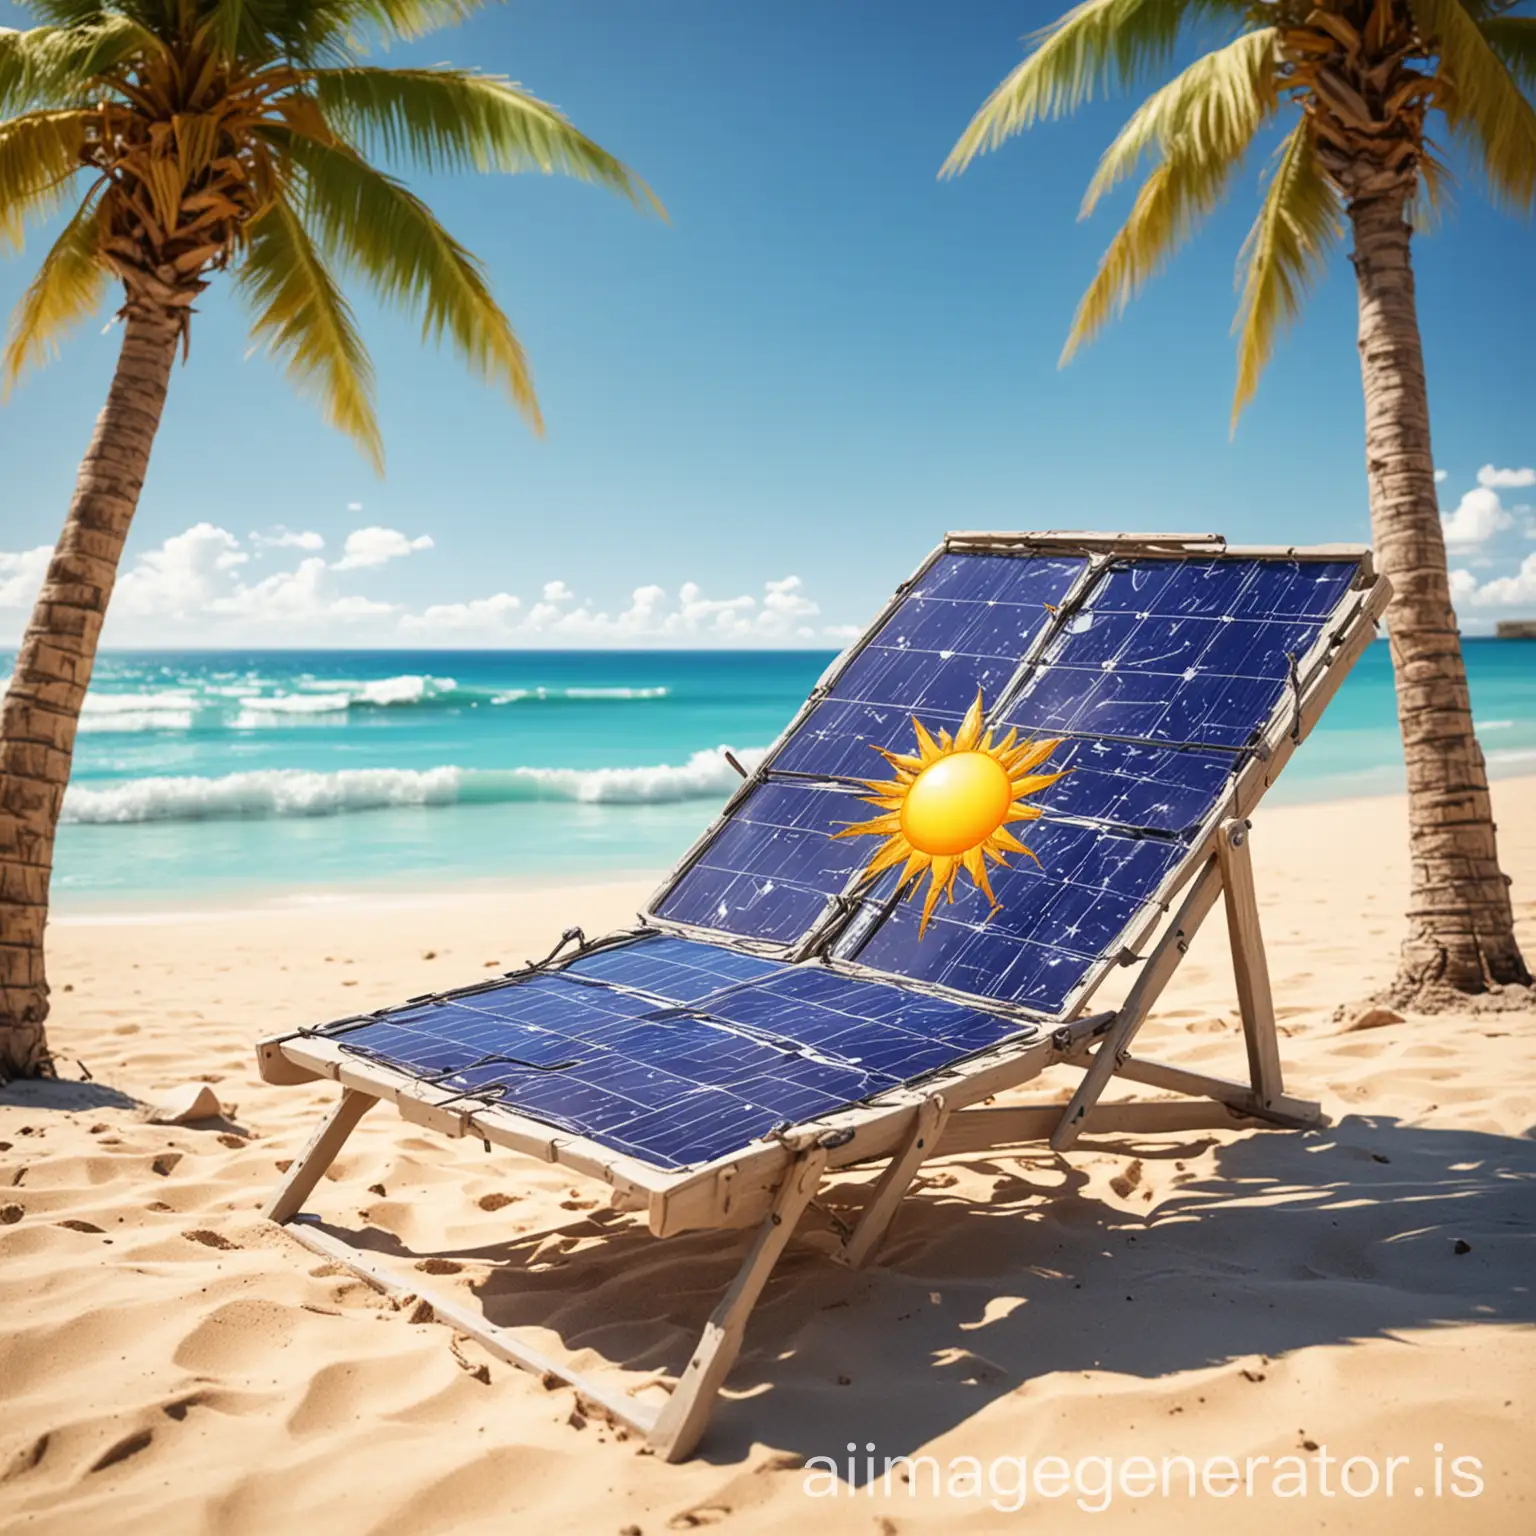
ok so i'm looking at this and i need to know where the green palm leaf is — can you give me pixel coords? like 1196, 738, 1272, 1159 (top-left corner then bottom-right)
307, 66, 663, 213
943, 0, 1245, 176
262, 121, 541, 431
236, 192, 384, 470
1413, 0, 1536, 209
1081, 26, 1278, 217
0, 18, 155, 113
1232, 117, 1343, 425
1480, 16, 1536, 94
1063, 44, 1279, 362
0, 108, 90, 249
2, 188, 105, 390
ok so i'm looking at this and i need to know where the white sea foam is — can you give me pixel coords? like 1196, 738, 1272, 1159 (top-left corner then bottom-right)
562, 686, 670, 700
78, 691, 197, 733
488, 685, 671, 705
80, 674, 671, 732
61, 746, 765, 824
77, 709, 196, 734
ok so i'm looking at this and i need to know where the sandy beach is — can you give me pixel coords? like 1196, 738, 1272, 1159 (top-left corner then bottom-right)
2, 778, 1532, 1534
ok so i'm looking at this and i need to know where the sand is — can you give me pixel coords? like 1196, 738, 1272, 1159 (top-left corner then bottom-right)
2, 780, 1533, 1534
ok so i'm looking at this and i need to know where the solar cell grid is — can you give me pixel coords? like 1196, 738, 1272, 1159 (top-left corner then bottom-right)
1001, 558, 1358, 752
652, 780, 872, 943
304, 544, 1370, 1172
836, 820, 1187, 1014
820, 554, 1084, 718
327, 936, 1037, 1169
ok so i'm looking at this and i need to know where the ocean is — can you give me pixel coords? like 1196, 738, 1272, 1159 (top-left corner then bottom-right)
23, 642, 1536, 908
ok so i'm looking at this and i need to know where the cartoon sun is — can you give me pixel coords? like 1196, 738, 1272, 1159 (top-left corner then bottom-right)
834, 690, 1066, 937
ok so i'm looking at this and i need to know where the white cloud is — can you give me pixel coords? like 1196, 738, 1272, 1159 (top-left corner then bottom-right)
346, 501, 364, 512
400, 592, 523, 635
1441, 486, 1512, 551
114, 522, 249, 617
250, 526, 324, 553
1451, 554, 1536, 609
407, 575, 837, 646
52, 525, 404, 644
1434, 469, 1448, 484
333, 526, 434, 570
1476, 464, 1536, 490
0, 546, 52, 611
0, 525, 856, 648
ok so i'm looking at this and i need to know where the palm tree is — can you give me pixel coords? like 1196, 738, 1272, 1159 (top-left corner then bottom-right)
944, 0, 1533, 1006
0, 0, 659, 1080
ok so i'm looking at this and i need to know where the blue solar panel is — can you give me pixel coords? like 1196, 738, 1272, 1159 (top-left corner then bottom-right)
302, 544, 1370, 1172
836, 821, 1187, 1014
327, 936, 1036, 1169
563, 935, 785, 1003
1036, 738, 1237, 837
1001, 558, 1357, 751
653, 780, 871, 944
809, 552, 1085, 717
765, 554, 1086, 784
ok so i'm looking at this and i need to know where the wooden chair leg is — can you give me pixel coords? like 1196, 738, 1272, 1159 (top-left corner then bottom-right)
837, 1093, 949, 1269
649, 1147, 828, 1463
264, 1087, 377, 1223
1216, 819, 1284, 1110
1052, 853, 1225, 1151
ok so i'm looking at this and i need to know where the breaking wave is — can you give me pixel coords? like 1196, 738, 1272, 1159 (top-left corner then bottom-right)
76, 675, 673, 732
61, 746, 764, 824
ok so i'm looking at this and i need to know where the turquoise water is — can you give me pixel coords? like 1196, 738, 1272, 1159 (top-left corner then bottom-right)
25, 641, 1535, 906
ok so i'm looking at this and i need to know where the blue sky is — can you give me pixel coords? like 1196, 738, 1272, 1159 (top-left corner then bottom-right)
1, 0, 1532, 646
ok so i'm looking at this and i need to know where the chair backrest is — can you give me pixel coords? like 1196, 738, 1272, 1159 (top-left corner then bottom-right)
648, 533, 1382, 1022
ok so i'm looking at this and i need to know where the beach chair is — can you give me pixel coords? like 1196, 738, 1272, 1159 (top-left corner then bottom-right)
257, 531, 1390, 1461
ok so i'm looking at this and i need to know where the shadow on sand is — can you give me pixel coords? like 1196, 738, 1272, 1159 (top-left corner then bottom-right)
311, 1111, 1534, 1469
0, 1077, 139, 1113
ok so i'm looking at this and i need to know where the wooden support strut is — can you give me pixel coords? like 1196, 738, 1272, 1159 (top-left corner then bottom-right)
836, 1093, 950, 1270
1216, 818, 1284, 1110
263, 1086, 377, 1223
649, 1147, 829, 1463
1051, 849, 1226, 1151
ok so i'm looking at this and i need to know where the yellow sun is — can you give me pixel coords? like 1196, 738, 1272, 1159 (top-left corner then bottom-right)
834, 690, 1066, 937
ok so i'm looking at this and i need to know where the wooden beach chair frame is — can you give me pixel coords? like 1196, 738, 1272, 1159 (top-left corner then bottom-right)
256, 531, 1391, 1462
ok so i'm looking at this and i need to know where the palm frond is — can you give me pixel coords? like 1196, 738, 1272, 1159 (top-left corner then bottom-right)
349, 0, 485, 41
1478, 16, 1536, 95
13, 0, 118, 28
1231, 116, 1342, 426
261, 122, 542, 431
1414, 0, 1536, 209
306, 67, 663, 213
236, 192, 384, 470
1063, 74, 1279, 360
2, 188, 105, 392
192, 0, 483, 65
0, 18, 155, 113
0, 108, 90, 250
1082, 26, 1277, 216
943, 0, 1247, 176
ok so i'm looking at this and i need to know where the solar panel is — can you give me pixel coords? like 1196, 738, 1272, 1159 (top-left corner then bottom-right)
649, 547, 1362, 1024
1002, 558, 1357, 751
301, 538, 1371, 1172
765, 552, 1087, 781
651, 781, 872, 943
325, 933, 1037, 1169
833, 820, 1187, 1014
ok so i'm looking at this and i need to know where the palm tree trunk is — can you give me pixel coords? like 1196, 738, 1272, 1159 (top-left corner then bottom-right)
1347, 190, 1530, 1002
0, 304, 181, 1081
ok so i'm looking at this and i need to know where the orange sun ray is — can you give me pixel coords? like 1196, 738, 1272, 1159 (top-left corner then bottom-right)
835, 688, 1066, 939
